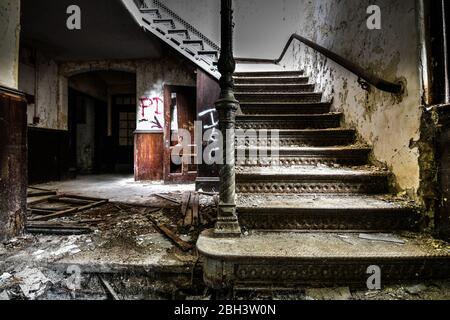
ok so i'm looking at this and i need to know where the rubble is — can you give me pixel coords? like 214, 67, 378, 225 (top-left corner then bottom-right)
405, 284, 428, 295
15, 267, 52, 300
305, 287, 352, 300
358, 233, 406, 245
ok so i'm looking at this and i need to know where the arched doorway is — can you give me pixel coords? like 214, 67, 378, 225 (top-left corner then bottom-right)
67, 70, 137, 176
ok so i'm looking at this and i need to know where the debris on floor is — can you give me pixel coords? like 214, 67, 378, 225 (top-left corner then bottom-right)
27, 194, 109, 222
27, 187, 57, 198
358, 233, 406, 245
305, 287, 352, 301
15, 267, 52, 300
181, 191, 216, 228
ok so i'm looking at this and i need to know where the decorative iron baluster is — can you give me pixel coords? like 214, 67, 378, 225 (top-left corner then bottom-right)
214, 0, 242, 237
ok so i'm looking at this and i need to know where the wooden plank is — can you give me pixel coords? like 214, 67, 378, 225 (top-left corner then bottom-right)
198, 191, 218, 197
192, 192, 200, 226
183, 192, 193, 227
58, 194, 108, 202
48, 197, 92, 206
147, 215, 193, 252
98, 275, 120, 300
27, 187, 57, 198
154, 194, 181, 205
26, 223, 93, 235
181, 192, 191, 217
29, 200, 108, 222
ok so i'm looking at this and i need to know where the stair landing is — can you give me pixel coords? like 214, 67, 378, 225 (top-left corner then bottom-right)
198, 230, 450, 288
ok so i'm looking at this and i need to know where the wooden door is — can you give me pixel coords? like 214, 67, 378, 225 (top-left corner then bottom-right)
163, 85, 197, 183
112, 95, 136, 173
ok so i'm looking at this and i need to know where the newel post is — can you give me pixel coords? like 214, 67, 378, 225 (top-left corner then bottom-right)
214, 0, 241, 237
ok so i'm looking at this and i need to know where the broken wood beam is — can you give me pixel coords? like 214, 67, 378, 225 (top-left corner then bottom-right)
29, 200, 108, 222
26, 223, 93, 235
147, 215, 194, 252
154, 194, 181, 205
98, 275, 120, 300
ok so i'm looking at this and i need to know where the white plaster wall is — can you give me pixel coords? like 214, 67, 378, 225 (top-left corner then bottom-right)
35, 53, 61, 130
60, 54, 196, 132
160, 0, 301, 61
0, 0, 20, 89
135, 55, 196, 131
290, 0, 422, 194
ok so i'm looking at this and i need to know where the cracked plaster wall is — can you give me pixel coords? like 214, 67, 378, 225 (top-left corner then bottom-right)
0, 0, 20, 89
289, 0, 422, 196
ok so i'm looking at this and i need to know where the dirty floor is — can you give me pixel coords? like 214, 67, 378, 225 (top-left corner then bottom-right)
1, 177, 450, 300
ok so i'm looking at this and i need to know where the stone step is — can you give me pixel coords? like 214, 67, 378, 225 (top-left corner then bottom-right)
240, 102, 331, 115
236, 92, 322, 103
234, 70, 304, 78
235, 146, 371, 167
236, 167, 390, 195
235, 113, 342, 130
236, 195, 421, 232
198, 230, 450, 288
235, 83, 315, 93
235, 128, 356, 147
234, 76, 309, 85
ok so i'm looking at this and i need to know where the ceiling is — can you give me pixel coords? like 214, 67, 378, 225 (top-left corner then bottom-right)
21, 0, 163, 61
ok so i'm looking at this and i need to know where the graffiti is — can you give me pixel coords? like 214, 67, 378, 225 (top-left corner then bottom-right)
198, 107, 219, 143
138, 96, 164, 131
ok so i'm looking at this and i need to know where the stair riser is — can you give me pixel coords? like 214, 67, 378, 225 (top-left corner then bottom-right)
240, 104, 331, 115
238, 209, 420, 231
236, 93, 322, 103
236, 118, 341, 130
236, 176, 389, 195
234, 77, 309, 85
236, 133, 356, 148
235, 85, 315, 93
236, 154, 370, 167
203, 258, 450, 289
234, 71, 304, 78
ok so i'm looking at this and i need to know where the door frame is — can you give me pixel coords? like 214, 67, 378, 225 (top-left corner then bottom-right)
163, 84, 197, 183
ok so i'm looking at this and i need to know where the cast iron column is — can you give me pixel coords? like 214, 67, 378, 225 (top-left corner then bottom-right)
214, 0, 241, 237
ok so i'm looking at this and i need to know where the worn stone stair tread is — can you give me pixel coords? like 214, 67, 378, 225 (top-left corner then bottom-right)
236, 92, 322, 97
234, 76, 310, 85
236, 194, 415, 210
236, 166, 388, 177
198, 230, 450, 260
235, 113, 341, 129
236, 145, 370, 152
234, 70, 305, 78
236, 113, 342, 119
239, 101, 330, 106
235, 83, 315, 93
236, 146, 371, 167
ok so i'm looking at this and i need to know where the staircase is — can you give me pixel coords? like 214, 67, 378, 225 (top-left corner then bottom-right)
124, 0, 220, 79
197, 70, 450, 289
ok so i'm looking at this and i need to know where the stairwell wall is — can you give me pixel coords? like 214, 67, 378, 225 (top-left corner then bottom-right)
289, 0, 423, 197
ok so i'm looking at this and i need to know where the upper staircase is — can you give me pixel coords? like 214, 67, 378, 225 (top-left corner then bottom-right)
198, 69, 450, 290
124, 0, 220, 79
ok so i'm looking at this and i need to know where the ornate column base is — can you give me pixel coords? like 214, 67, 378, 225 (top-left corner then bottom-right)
214, 203, 242, 237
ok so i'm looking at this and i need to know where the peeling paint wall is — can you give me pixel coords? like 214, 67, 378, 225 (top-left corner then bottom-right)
288, 0, 422, 195
18, 51, 196, 132
0, 0, 20, 89
19, 48, 68, 130
60, 54, 196, 132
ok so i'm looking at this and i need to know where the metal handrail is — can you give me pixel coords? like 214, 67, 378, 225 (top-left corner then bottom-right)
235, 33, 404, 95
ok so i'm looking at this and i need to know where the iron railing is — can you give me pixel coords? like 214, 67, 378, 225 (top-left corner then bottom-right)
236, 33, 404, 95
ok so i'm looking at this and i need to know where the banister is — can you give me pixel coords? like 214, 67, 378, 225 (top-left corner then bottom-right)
235, 33, 404, 95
